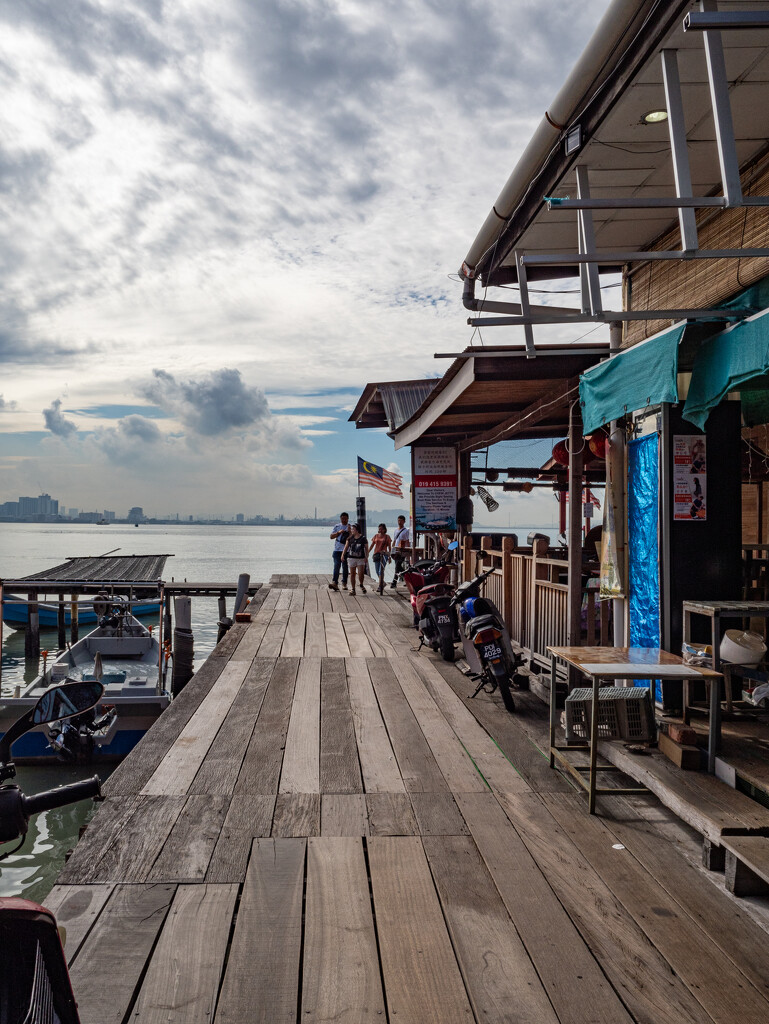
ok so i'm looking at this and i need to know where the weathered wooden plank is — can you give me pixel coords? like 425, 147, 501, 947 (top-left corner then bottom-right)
189, 657, 275, 795
366, 792, 418, 835
305, 610, 327, 656
142, 661, 249, 796
57, 796, 143, 884
456, 791, 633, 1024
302, 838, 385, 1022
368, 837, 474, 1024
257, 609, 290, 658
324, 612, 351, 656
340, 611, 375, 657
367, 659, 450, 793
430, 659, 571, 793
542, 790, 769, 1024
281, 610, 307, 657
67, 884, 175, 1024
321, 794, 369, 836
234, 658, 299, 794
289, 587, 305, 611
210, 621, 249, 660
320, 656, 363, 793
260, 587, 280, 610
215, 838, 306, 1024
147, 794, 229, 882
103, 655, 229, 797
423, 835, 559, 1024
275, 588, 293, 610
229, 611, 274, 662
272, 793, 321, 837
416, 657, 532, 794
360, 613, 397, 657
90, 795, 187, 883
304, 588, 319, 612
205, 794, 276, 883
131, 883, 238, 1023
391, 657, 486, 793
328, 590, 347, 613
410, 792, 469, 835
41, 885, 115, 965
316, 586, 333, 612
345, 658, 405, 793
280, 657, 321, 793
497, 790, 714, 1024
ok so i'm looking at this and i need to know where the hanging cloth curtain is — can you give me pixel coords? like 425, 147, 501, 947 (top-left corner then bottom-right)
682, 308, 769, 430
579, 323, 686, 435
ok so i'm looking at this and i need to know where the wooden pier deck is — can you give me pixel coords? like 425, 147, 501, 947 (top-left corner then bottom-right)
44, 575, 769, 1023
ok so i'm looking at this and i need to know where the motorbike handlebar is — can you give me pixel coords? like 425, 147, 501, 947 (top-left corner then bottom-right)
22, 776, 102, 818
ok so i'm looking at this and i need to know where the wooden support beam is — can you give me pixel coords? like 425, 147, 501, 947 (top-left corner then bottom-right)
458, 377, 581, 453
567, 403, 584, 651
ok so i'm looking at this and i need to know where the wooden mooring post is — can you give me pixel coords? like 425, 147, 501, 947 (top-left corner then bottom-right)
57, 596, 66, 649
25, 590, 40, 661
70, 593, 79, 645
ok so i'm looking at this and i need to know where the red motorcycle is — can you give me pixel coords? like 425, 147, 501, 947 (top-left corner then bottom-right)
401, 557, 458, 661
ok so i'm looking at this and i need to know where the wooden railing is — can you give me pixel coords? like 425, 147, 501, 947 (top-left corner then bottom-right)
461, 534, 610, 669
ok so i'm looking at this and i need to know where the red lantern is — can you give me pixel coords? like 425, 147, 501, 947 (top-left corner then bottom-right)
588, 431, 608, 460
552, 440, 570, 466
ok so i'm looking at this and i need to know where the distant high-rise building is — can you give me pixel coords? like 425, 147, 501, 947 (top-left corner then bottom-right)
68, 508, 78, 519
236, 513, 245, 524
19, 496, 37, 516
103, 510, 115, 521
0, 501, 19, 518
128, 506, 144, 522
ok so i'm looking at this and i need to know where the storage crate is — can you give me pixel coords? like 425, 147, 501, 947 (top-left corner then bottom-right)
565, 687, 655, 743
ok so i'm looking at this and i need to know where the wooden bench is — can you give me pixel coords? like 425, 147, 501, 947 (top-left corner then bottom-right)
719, 835, 769, 897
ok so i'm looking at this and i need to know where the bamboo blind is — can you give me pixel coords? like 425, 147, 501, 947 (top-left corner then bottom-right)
624, 157, 769, 347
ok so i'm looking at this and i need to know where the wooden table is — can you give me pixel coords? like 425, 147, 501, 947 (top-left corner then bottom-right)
548, 647, 723, 812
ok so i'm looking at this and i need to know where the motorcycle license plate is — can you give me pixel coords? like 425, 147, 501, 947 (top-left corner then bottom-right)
482, 644, 502, 660
436, 613, 451, 624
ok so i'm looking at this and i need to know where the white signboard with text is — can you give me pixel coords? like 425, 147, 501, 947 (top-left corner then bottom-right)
413, 447, 457, 531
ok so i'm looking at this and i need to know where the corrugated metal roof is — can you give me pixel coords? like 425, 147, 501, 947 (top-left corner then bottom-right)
379, 381, 438, 431
20, 554, 170, 582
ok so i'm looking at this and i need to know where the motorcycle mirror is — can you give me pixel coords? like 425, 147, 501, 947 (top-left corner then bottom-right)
0, 681, 104, 770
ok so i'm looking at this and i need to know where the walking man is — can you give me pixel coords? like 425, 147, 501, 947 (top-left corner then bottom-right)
369, 522, 392, 595
390, 515, 410, 588
329, 512, 350, 591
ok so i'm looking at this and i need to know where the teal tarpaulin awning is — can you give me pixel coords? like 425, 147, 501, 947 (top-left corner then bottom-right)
682, 308, 769, 429
579, 323, 686, 434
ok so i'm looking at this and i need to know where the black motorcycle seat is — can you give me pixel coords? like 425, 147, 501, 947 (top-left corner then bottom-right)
466, 613, 499, 631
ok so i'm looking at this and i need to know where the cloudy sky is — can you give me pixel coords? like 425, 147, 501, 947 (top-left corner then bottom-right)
0, 0, 611, 520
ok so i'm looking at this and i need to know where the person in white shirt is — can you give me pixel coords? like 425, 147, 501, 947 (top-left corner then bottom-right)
329, 512, 350, 591
390, 515, 410, 589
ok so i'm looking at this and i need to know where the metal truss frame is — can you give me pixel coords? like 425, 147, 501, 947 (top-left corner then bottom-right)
467, 1, 769, 355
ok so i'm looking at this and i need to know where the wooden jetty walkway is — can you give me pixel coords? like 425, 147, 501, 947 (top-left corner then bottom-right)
44, 575, 769, 1023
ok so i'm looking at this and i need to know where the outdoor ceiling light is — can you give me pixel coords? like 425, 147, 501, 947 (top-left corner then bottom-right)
642, 109, 668, 124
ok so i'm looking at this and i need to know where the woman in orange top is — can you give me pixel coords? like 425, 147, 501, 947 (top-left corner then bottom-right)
369, 523, 392, 595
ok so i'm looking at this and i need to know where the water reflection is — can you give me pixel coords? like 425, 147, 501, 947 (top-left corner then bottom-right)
0, 763, 112, 903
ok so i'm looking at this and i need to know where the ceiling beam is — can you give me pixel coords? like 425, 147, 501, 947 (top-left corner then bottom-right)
458, 377, 581, 453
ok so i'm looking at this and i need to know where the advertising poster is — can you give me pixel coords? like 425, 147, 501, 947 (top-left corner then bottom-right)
673, 435, 706, 521
413, 447, 457, 531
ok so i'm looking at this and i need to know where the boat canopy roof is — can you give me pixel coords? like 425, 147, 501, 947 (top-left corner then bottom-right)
18, 554, 171, 582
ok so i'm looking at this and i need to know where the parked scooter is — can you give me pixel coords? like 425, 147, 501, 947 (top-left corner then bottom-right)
401, 552, 458, 662
0, 681, 104, 1024
452, 562, 528, 713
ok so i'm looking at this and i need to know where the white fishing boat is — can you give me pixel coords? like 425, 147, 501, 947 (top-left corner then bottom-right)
0, 600, 170, 762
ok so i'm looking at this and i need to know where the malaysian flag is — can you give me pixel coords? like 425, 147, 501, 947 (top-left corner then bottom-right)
357, 457, 404, 498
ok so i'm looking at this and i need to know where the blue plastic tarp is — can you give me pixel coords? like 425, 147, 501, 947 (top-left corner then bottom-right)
579, 323, 685, 434
628, 432, 661, 700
